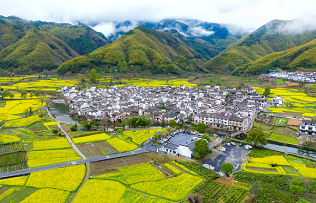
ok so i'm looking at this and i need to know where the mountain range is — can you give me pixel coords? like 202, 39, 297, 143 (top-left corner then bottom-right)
1, 16, 316, 76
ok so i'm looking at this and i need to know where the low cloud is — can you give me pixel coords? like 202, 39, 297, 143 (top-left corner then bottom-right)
92, 22, 116, 38
277, 17, 316, 34
188, 26, 215, 37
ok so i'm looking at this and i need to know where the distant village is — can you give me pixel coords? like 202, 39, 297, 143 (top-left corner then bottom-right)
61, 85, 273, 132
260, 71, 316, 83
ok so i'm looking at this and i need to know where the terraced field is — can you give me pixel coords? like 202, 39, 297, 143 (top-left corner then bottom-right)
78, 141, 119, 158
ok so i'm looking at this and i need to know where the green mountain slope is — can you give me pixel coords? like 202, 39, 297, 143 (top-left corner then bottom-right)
0, 16, 110, 55
240, 38, 316, 74
0, 30, 80, 73
202, 20, 316, 74
0, 18, 25, 51
57, 26, 212, 75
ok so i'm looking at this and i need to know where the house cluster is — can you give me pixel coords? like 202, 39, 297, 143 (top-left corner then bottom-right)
61, 85, 269, 131
261, 71, 316, 83
300, 119, 316, 139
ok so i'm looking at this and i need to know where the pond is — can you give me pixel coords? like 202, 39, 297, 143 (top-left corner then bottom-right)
50, 99, 80, 125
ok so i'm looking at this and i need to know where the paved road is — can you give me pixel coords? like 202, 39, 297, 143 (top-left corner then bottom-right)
0, 143, 160, 179
209, 137, 226, 149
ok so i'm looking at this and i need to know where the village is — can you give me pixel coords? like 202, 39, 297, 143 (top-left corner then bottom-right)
61, 85, 271, 131
261, 70, 316, 83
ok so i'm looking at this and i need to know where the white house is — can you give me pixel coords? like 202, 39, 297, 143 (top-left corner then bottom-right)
272, 96, 284, 107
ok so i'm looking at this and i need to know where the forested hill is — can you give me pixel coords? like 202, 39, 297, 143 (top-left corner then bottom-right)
202, 20, 316, 74
57, 26, 217, 75
0, 30, 80, 73
0, 16, 111, 75
0, 16, 111, 55
237, 38, 316, 74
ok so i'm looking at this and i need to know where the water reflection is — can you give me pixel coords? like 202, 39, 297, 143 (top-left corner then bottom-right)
265, 143, 316, 159
50, 100, 80, 125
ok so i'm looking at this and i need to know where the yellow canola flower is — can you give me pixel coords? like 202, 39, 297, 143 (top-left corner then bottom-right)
164, 164, 181, 175
131, 173, 203, 201
249, 156, 291, 166
123, 129, 161, 145
73, 133, 111, 144
20, 188, 70, 203
0, 134, 21, 144
0, 176, 28, 186
107, 137, 137, 152
26, 164, 85, 191
4, 115, 42, 127
289, 161, 316, 178
73, 179, 127, 203
119, 162, 165, 185
43, 121, 58, 130
32, 138, 71, 150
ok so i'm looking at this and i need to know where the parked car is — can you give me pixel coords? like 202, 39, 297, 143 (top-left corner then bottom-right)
218, 147, 226, 152
226, 143, 231, 147
245, 145, 253, 150
239, 143, 243, 147
231, 142, 235, 146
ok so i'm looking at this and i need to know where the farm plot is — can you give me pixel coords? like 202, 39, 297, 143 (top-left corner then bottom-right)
123, 129, 162, 145
26, 164, 85, 191
254, 122, 272, 131
118, 162, 165, 185
73, 133, 111, 144
78, 141, 119, 158
268, 133, 299, 144
273, 118, 289, 125
4, 115, 42, 128
0, 134, 21, 144
164, 164, 181, 175
118, 189, 172, 203
27, 122, 47, 132
73, 179, 126, 203
0, 187, 37, 203
27, 149, 81, 168
43, 121, 58, 130
20, 188, 70, 203
32, 138, 71, 150
0, 176, 28, 186
130, 173, 203, 201
92, 172, 128, 185
0, 151, 28, 173
91, 155, 149, 173
107, 137, 138, 152
192, 179, 247, 203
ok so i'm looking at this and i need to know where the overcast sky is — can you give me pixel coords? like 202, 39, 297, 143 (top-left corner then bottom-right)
1, 0, 315, 32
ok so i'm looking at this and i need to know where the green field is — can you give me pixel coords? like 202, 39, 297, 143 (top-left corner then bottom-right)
268, 133, 299, 144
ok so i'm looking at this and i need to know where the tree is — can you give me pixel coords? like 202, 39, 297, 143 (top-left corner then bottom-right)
289, 177, 304, 198
119, 61, 127, 72
9, 93, 14, 99
161, 118, 166, 127
194, 151, 201, 159
298, 81, 306, 87
194, 139, 209, 158
90, 69, 97, 84
160, 105, 167, 110
24, 108, 28, 118
169, 120, 177, 127
125, 117, 131, 129
29, 93, 34, 98
202, 134, 210, 142
246, 129, 267, 147
175, 126, 180, 130
263, 87, 270, 97
28, 107, 33, 116
196, 122, 207, 133
154, 134, 160, 141
21, 91, 27, 99
83, 121, 93, 131
70, 123, 77, 131
34, 91, 40, 97
221, 162, 234, 177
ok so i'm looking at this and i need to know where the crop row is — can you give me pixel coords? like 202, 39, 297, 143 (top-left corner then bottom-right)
0, 151, 28, 167
164, 163, 181, 175
193, 180, 247, 203
0, 187, 37, 203
73, 133, 111, 144
20, 188, 70, 203
0, 162, 28, 173
130, 173, 203, 201
0, 142, 24, 153
171, 161, 197, 175
32, 138, 71, 151
118, 189, 172, 203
